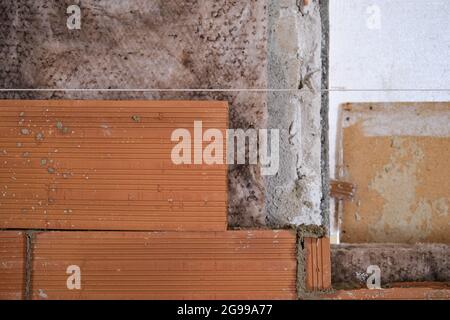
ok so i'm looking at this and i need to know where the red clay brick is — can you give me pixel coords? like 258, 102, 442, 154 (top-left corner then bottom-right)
31, 230, 297, 300
0, 100, 228, 231
304, 237, 331, 291
0, 231, 26, 300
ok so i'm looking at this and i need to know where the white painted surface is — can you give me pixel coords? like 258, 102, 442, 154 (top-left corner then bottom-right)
328, 0, 450, 242
342, 106, 450, 137
329, 0, 450, 177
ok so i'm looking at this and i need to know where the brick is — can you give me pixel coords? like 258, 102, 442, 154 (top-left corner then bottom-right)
0, 100, 228, 231
31, 230, 297, 300
304, 237, 331, 291
0, 231, 26, 300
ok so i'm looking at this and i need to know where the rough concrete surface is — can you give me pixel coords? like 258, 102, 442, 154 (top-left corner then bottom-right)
266, 0, 323, 227
331, 243, 450, 289
0, 0, 324, 229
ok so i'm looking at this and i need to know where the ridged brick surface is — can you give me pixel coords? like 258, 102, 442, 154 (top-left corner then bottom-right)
0, 100, 228, 231
0, 231, 26, 300
31, 230, 297, 300
304, 237, 331, 291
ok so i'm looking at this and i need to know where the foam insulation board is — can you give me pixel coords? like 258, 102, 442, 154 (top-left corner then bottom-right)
0, 231, 26, 300
0, 100, 228, 231
30, 230, 297, 300
337, 103, 450, 243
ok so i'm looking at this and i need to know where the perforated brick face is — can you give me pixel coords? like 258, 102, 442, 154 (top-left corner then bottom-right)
0, 231, 26, 300
31, 230, 297, 300
0, 100, 228, 231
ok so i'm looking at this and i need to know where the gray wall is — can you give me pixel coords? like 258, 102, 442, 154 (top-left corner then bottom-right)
0, 0, 325, 229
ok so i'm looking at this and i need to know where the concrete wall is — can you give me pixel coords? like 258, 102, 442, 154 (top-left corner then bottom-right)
266, 0, 324, 227
332, 243, 450, 288
0, 1, 325, 229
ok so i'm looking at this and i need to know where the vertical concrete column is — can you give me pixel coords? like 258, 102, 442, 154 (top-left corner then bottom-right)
266, 0, 324, 228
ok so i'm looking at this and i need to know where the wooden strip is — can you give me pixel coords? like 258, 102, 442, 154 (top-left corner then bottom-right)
0, 231, 26, 300
31, 230, 297, 300
0, 100, 228, 231
329, 180, 355, 201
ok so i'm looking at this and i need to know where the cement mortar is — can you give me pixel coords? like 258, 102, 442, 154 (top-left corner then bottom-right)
266, 0, 323, 227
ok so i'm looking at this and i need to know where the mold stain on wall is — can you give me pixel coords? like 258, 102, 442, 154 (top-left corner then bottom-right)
0, 0, 269, 227
0, 0, 326, 229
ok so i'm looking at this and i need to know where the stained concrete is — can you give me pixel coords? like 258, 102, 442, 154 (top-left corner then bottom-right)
0, 0, 324, 229
332, 243, 450, 289
266, 0, 323, 227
